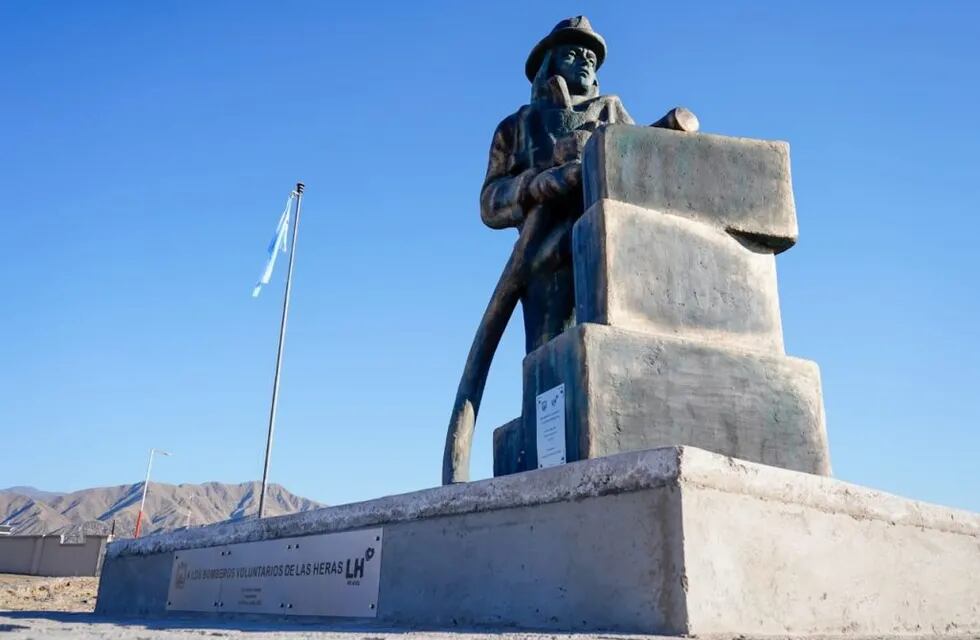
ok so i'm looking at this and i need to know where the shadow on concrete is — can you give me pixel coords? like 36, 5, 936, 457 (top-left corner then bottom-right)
1, 610, 392, 632
0, 623, 30, 632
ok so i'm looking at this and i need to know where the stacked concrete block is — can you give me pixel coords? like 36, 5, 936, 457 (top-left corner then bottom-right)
498, 125, 831, 475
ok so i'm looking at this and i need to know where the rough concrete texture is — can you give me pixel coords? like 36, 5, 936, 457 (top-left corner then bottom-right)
378, 489, 686, 632
95, 448, 980, 636
95, 551, 173, 617
582, 125, 798, 252
104, 446, 684, 561
674, 451, 980, 636
492, 417, 524, 477
573, 198, 785, 353
521, 323, 830, 475
682, 482, 980, 636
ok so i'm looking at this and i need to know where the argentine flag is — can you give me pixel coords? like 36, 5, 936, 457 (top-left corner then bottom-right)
252, 192, 296, 297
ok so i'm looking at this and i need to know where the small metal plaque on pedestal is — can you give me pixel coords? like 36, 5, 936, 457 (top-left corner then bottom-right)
536, 384, 566, 468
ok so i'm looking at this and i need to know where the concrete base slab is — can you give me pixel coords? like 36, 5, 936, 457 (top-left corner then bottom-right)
96, 447, 980, 636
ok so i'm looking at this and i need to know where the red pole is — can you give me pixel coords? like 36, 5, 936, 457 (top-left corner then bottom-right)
133, 448, 170, 538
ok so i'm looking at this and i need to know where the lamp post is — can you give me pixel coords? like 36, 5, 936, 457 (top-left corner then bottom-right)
134, 448, 171, 538
183, 495, 196, 529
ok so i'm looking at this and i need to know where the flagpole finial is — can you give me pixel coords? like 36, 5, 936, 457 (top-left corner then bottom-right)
295, 182, 305, 194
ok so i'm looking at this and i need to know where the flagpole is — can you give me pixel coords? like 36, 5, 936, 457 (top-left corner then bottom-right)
258, 181, 304, 519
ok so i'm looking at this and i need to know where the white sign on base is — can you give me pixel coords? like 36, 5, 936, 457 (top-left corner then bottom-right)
535, 383, 566, 468
166, 528, 382, 617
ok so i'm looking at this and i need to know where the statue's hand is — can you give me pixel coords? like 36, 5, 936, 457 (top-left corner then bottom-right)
527, 161, 581, 203
552, 130, 592, 165
650, 107, 700, 133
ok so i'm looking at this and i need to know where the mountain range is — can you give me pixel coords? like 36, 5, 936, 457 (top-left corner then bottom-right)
0, 482, 322, 539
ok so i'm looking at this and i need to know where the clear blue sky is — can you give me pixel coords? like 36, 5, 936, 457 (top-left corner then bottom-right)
1, 1, 978, 512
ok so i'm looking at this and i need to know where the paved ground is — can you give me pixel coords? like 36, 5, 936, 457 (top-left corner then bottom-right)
0, 577, 644, 640
0, 611, 656, 639
1, 575, 975, 639
0, 574, 645, 638
1, 614, 977, 640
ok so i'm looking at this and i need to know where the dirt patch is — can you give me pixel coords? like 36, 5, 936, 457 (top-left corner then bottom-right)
0, 573, 97, 612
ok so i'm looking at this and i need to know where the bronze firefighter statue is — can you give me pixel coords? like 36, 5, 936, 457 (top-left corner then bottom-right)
443, 16, 699, 484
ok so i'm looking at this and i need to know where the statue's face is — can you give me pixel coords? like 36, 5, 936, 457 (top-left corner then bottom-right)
551, 44, 598, 94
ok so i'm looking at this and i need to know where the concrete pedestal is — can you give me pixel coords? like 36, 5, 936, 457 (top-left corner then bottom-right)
573, 198, 786, 354
495, 125, 831, 477
520, 323, 830, 475
97, 447, 980, 636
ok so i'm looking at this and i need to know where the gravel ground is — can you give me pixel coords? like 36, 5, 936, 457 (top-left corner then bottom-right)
0, 614, 976, 640
1, 575, 975, 639
0, 574, 97, 612
0, 574, 646, 639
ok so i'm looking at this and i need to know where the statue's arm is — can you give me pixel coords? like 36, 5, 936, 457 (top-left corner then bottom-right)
480, 117, 536, 230
606, 96, 699, 132
608, 95, 636, 125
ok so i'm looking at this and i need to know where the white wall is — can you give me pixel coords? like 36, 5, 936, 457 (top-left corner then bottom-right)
0, 535, 108, 577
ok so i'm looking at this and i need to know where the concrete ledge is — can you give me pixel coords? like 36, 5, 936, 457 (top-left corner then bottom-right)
105, 447, 978, 557
105, 446, 686, 561
97, 447, 980, 635
583, 125, 798, 252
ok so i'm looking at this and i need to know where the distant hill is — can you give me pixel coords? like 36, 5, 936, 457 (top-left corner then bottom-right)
1, 486, 66, 503
0, 482, 322, 539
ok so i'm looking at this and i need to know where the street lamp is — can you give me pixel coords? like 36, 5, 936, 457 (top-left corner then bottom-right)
134, 448, 171, 538
183, 495, 196, 529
